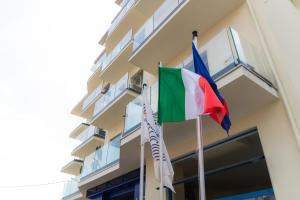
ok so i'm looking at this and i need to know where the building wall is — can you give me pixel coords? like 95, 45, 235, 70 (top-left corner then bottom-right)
144, 2, 300, 200
144, 96, 300, 200
247, 0, 300, 148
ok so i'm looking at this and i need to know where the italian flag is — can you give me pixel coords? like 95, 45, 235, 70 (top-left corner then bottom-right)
158, 67, 226, 125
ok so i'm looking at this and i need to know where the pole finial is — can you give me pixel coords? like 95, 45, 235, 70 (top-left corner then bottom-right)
158, 61, 162, 68
192, 30, 198, 39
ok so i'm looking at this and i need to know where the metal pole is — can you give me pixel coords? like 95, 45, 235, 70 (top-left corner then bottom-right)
139, 137, 145, 200
193, 30, 206, 200
158, 61, 164, 200
196, 116, 206, 200
139, 83, 147, 200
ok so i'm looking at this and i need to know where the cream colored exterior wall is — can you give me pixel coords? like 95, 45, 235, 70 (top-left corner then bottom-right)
144, 2, 300, 200
145, 99, 300, 200
246, 0, 300, 148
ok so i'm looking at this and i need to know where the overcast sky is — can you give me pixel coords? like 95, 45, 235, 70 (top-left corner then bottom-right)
0, 0, 118, 199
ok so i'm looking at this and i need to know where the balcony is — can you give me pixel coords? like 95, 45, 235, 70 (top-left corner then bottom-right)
61, 159, 83, 176
122, 27, 278, 144
69, 123, 89, 139
90, 71, 142, 130
104, 0, 165, 51
81, 84, 103, 119
71, 126, 106, 159
79, 135, 121, 186
129, 0, 245, 74
79, 133, 142, 189
122, 83, 157, 146
108, 0, 137, 36
87, 52, 106, 91
88, 30, 136, 92
62, 178, 83, 200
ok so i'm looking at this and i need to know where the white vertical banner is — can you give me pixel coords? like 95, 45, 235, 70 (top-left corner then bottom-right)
141, 84, 175, 200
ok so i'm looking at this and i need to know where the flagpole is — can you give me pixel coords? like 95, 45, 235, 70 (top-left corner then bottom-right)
193, 31, 206, 200
139, 83, 147, 200
158, 61, 164, 200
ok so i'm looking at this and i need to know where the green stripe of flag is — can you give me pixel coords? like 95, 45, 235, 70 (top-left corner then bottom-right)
158, 67, 185, 124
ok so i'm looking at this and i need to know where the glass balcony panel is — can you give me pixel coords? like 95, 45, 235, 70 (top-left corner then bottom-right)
120, 0, 130, 7
201, 29, 235, 76
111, 44, 121, 61
106, 135, 121, 164
115, 74, 129, 97
231, 29, 276, 85
93, 73, 132, 117
102, 54, 111, 70
133, 0, 182, 51
81, 136, 121, 178
109, 0, 136, 35
120, 30, 132, 50
124, 95, 142, 134
102, 30, 132, 71
94, 144, 109, 169
133, 18, 154, 50
153, 0, 178, 29
105, 85, 116, 104
62, 178, 79, 197
81, 152, 95, 177
82, 84, 102, 111
183, 29, 236, 77
76, 126, 98, 142
126, 0, 135, 9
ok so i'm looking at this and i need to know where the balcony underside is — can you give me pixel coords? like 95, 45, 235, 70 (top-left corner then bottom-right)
71, 96, 86, 117
91, 89, 139, 130
69, 123, 89, 139
61, 160, 83, 176
81, 98, 101, 120
71, 135, 105, 159
129, 0, 244, 74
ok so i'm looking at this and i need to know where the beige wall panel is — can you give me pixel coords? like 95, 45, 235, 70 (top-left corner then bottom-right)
248, 0, 300, 147
256, 101, 300, 200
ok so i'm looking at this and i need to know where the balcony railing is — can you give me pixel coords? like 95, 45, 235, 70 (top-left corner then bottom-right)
123, 82, 157, 136
76, 125, 105, 142
90, 52, 106, 73
81, 135, 121, 179
82, 84, 102, 112
108, 0, 136, 35
89, 30, 132, 79
133, 0, 185, 51
182, 27, 276, 85
93, 72, 142, 118
124, 27, 276, 136
62, 177, 79, 198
